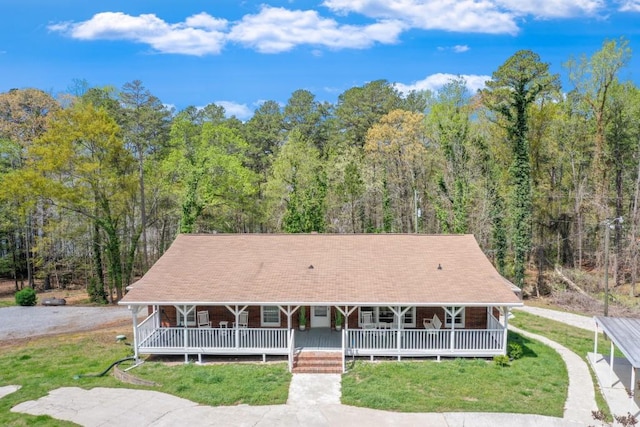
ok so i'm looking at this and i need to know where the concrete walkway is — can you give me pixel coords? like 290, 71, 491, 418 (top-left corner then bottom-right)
514, 306, 594, 331
11, 385, 586, 427
510, 325, 597, 425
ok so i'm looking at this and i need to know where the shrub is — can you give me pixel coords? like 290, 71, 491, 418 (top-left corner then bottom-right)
508, 343, 523, 360
493, 355, 510, 367
87, 277, 108, 304
15, 287, 37, 306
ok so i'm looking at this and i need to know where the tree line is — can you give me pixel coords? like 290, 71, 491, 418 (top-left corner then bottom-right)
0, 38, 638, 302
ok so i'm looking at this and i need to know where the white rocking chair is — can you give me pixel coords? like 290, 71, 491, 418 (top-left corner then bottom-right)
234, 311, 249, 328
423, 314, 442, 330
361, 312, 375, 329
197, 310, 212, 328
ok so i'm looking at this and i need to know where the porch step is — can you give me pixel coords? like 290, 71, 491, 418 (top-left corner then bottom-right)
292, 351, 342, 374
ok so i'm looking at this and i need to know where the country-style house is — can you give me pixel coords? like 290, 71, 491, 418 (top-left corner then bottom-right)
119, 234, 522, 372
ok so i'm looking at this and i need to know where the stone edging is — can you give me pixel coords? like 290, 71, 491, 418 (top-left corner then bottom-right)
113, 366, 159, 387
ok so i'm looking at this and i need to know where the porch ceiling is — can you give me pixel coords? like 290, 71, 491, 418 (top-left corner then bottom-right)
120, 234, 522, 307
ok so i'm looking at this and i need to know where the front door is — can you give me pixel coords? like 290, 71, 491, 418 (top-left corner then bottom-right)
310, 306, 330, 328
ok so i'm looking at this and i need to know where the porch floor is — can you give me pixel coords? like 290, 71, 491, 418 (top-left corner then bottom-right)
295, 328, 341, 350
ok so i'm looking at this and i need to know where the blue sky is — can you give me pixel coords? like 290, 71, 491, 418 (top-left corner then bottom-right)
2, 0, 639, 119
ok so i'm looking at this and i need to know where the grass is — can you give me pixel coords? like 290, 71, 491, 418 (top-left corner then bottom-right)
509, 309, 617, 422
131, 361, 290, 406
0, 304, 616, 424
342, 331, 568, 416
509, 310, 623, 359
0, 327, 290, 426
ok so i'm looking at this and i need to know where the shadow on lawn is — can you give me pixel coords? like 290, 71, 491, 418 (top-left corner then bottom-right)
508, 331, 538, 359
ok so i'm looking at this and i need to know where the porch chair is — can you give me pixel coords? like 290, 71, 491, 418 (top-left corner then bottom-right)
234, 311, 249, 328
423, 314, 442, 330
197, 310, 212, 328
361, 312, 375, 329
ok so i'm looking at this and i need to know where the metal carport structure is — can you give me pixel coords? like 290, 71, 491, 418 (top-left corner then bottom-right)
593, 316, 640, 400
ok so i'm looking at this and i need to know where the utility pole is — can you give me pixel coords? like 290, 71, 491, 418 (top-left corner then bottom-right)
604, 221, 610, 317
414, 189, 418, 234
603, 217, 623, 317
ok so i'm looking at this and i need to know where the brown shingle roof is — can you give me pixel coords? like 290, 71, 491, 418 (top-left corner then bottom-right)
120, 234, 522, 306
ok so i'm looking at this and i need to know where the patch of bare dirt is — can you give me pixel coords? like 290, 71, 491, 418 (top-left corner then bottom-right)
0, 278, 91, 305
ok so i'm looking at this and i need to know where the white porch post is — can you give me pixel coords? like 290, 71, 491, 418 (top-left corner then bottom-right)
235, 305, 240, 350
130, 305, 142, 362
389, 306, 411, 360
225, 304, 248, 349
175, 305, 195, 362
502, 306, 510, 355
631, 367, 637, 402
444, 307, 463, 352
610, 340, 615, 386
153, 305, 160, 328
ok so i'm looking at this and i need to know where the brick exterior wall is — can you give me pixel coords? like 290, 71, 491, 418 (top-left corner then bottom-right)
155, 305, 492, 329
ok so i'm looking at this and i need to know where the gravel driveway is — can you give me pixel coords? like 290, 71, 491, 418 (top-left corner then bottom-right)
0, 305, 131, 342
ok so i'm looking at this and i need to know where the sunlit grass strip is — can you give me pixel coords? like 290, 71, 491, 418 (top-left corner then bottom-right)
342, 331, 567, 416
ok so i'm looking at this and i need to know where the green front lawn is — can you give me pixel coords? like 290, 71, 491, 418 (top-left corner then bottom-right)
342, 331, 567, 416
0, 327, 291, 426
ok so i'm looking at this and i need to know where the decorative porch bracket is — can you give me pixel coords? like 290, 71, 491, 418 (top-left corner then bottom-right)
335, 306, 358, 330
278, 305, 300, 330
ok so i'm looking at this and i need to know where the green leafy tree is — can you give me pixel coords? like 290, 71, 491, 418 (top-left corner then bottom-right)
0, 89, 60, 289
267, 130, 326, 233
427, 78, 473, 234
565, 38, 631, 219
283, 89, 331, 152
120, 80, 171, 270
364, 109, 432, 233
165, 111, 257, 233
335, 80, 403, 148
483, 50, 560, 288
16, 102, 138, 301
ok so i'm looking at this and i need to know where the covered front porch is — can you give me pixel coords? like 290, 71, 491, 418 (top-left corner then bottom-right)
128, 304, 512, 372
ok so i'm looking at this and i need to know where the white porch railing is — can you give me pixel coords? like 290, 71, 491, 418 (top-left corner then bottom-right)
346, 326, 505, 356
137, 327, 289, 354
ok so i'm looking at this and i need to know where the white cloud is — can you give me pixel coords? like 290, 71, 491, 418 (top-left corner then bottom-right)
495, 0, 604, 18
394, 73, 491, 94
215, 101, 253, 120
619, 0, 640, 11
438, 45, 470, 53
227, 6, 404, 53
48, 12, 228, 56
324, 0, 610, 34
324, 0, 519, 34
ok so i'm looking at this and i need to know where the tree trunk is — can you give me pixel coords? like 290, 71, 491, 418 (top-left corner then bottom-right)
137, 143, 149, 271
630, 138, 640, 297
92, 220, 106, 301
25, 214, 34, 288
